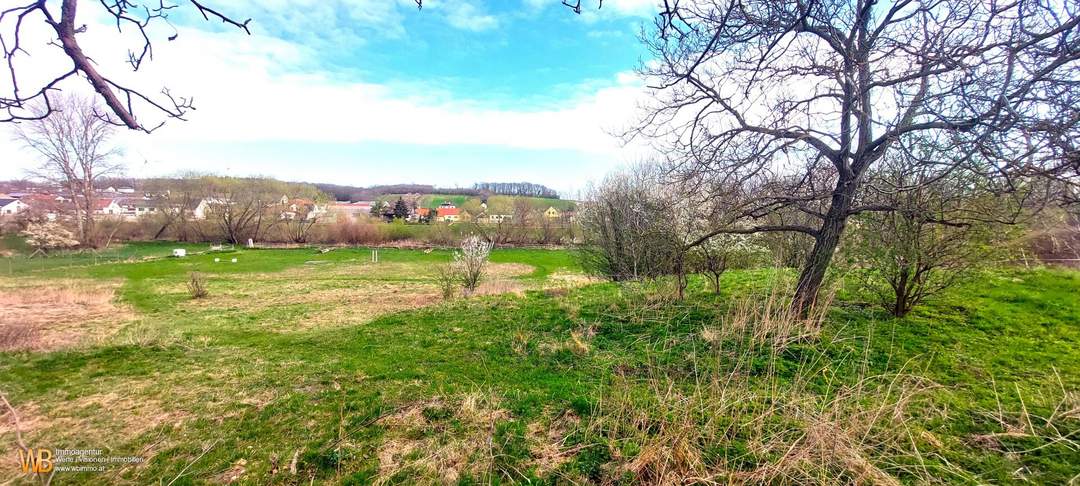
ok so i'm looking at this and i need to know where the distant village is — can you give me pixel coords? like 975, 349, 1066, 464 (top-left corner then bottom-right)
0, 182, 576, 226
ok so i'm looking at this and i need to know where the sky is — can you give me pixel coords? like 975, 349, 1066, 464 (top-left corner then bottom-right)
0, 0, 662, 198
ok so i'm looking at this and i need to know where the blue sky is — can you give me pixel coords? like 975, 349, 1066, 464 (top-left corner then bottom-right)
1, 0, 660, 197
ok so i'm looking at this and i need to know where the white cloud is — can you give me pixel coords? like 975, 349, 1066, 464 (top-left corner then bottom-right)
525, 0, 657, 20
436, 1, 500, 32
0, 16, 654, 187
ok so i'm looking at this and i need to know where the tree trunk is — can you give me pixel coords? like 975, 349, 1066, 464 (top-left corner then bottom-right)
792, 180, 857, 313
81, 190, 95, 247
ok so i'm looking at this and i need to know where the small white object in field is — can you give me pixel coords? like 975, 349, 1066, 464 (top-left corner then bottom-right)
214, 257, 220, 262
247, 238, 254, 248
231, 258, 238, 263
172, 249, 187, 258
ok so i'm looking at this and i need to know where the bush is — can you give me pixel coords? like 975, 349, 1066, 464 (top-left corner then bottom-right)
434, 262, 458, 299
455, 235, 493, 293
21, 221, 80, 252
577, 164, 684, 282
846, 162, 1018, 317
187, 272, 209, 299
324, 216, 386, 245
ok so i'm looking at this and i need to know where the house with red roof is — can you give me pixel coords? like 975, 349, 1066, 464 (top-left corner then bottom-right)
93, 198, 123, 216
436, 206, 461, 222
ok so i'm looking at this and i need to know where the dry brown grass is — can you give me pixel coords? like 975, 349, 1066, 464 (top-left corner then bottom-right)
174, 262, 552, 331
0, 279, 132, 351
0, 381, 189, 478
527, 409, 583, 475
717, 277, 835, 350
375, 392, 510, 485
587, 366, 942, 486
970, 370, 1080, 459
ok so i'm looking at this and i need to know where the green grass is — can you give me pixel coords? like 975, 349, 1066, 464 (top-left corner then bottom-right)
0, 240, 213, 276
0, 247, 1076, 484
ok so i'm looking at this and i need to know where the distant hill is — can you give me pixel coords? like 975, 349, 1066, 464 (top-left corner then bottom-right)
312, 181, 562, 202
376, 193, 576, 212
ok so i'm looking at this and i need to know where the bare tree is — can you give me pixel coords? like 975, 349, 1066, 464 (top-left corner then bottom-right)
473, 182, 560, 198
849, 150, 1026, 317
200, 177, 283, 244
15, 95, 123, 246
634, 0, 1080, 312
143, 174, 205, 241
282, 198, 325, 243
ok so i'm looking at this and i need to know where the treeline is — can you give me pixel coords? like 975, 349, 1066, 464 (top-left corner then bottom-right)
472, 182, 559, 199
311, 182, 560, 201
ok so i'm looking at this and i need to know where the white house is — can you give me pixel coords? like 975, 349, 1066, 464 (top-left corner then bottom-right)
94, 198, 123, 216
0, 198, 29, 216
192, 198, 225, 220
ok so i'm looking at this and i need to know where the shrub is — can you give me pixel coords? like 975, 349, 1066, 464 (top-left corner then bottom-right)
422, 223, 459, 246
434, 262, 459, 299
577, 165, 684, 282
846, 161, 1017, 317
20, 221, 80, 253
325, 216, 386, 245
455, 235, 493, 293
187, 272, 209, 299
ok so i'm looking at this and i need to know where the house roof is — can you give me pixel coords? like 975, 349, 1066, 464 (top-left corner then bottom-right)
437, 207, 460, 217
0, 198, 19, 207
93, 198, 119, 210
416, 208, 431, 216
117, 198, 157, 208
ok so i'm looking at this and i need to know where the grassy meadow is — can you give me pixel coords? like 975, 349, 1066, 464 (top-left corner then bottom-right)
0, 243, 1077, 484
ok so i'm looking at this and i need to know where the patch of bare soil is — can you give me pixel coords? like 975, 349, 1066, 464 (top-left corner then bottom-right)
0, 279, 132, 351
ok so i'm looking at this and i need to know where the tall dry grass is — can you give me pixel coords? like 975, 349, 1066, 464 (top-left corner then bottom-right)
577, 274, 950, 485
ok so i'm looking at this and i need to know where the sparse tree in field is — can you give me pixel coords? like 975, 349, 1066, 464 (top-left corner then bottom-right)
283, 200, 324, 244
16, 95, 123, 247
455, 235, 493, 293
689, 234, 768, 295
848, 153, 1023, 317
634, 0, 1080, 312
21, 221, 80, 255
